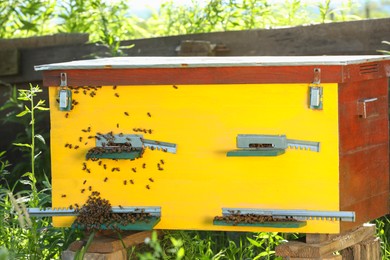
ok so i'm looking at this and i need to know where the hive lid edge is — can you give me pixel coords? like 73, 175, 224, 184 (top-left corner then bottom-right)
34, 55, 390, 71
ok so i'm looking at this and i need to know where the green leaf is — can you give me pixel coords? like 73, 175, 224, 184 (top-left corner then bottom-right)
19, 180, 32, 186
17, 97, 29, 101
16, 110, 29, 117
176, 247, 185, 259
247, 237, 262, 247
34, 134, 46, 144
35, 106, 49, 111
13, 143, 32, 148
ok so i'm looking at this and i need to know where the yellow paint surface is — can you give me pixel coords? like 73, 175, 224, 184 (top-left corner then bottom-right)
49, 83, 340, 233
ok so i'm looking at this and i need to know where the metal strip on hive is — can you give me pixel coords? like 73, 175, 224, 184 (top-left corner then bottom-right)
28, 206, 161, 217
143, 139, 177, 154
286, 139, 320, 152
222, 208, 355, 222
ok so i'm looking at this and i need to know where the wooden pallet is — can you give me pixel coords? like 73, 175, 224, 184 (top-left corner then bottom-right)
276, 224, 380, 260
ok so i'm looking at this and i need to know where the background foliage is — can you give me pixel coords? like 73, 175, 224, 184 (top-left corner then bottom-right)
1, 0, 389, 43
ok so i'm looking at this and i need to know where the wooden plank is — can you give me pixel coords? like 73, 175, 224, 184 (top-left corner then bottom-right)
0, 33, 89, 50
306, 234, 336, 244
41, 65, 345, 87
62, 248, 127, 260
68, 230, 154, 253
0, 49, 19, 76
275, 224, 376, 258
0, 44, 111, 84
2, 18, 390, 85
338, 77, 389, 232
120, 18, 390, 56
288, 255, 342, 260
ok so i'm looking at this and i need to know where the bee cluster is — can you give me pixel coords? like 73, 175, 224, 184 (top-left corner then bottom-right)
214, 211, 298, 225
73, 191, 153, 231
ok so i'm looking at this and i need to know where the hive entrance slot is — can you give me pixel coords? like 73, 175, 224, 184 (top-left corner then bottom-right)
248, 143, 275, 149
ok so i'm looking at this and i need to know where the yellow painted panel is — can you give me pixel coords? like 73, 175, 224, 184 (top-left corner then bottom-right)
49, 83, 339, 233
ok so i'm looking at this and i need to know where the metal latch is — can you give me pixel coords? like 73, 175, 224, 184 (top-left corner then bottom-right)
58, 73, 72, 111
227, 134, 320, 157
309, 86, 323, 110
309, 68, 323, 110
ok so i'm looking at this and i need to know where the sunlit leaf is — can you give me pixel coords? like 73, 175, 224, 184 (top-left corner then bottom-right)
34, 134, 46, 144
13, 143, 32, 148
15, 110, 29, 117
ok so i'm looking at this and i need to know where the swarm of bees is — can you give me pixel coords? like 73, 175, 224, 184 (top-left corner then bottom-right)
214, 211, 298, 226
73, 192, 153, 231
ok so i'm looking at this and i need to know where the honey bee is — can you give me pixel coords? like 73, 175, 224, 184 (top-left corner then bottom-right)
98, 161, 102, 166
74, 145, 79, 149
65, 143, 69, 148
74, 90, 79, 94
86, 169, 91, 173
130, 179, 134, 184
83, 180, 87, 185
132, 168, 136, 173
173, 85, 178, 89
149, 178, 154, 182
104, 177, 108, 182
84, 142, 88, 145
81, 189, 85, 193
119, 205, 123, 209
147, 112, 151, 117
123, 180, 127, 185
111, 168, 115, 172
146, 185, 150, 190
69, 144, 73, 149
124, 112, 129, 116
82, 162, 87, 170
69, 205, 73, 210
82, 129, 87, 132
103, 164, 107, 170
88, 136, 94, 139
113, 85, 117, 90
160, 159, 164, 164
115, 93, 119, 97
148, 129, 153, 134
88, 186, 92, 191
79, 137, 83, 142
87, 127, 91, 132
116, 123, 119, 128
142, 163, 146, 169
65, 113, 69, 118
83, 90, 87, 95
61, 194, 66, 198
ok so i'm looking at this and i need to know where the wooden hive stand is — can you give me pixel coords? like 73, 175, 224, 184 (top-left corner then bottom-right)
275, 224, 381, 260
62, 230, 155, 260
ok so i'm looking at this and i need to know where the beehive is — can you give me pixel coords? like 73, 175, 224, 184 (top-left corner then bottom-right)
35, 56, 390, 233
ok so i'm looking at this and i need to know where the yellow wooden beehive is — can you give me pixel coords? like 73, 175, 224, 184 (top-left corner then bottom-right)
35, 56, 390, 233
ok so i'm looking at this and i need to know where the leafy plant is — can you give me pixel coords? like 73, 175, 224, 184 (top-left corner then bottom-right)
12, 84, 49, 206
0, 84, 82, 259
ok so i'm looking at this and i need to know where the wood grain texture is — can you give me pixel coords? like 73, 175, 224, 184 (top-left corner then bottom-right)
275, 224, 376, 258
40, 62, 389, 87
338, 77, 389, 232
68, 231, 154, 253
